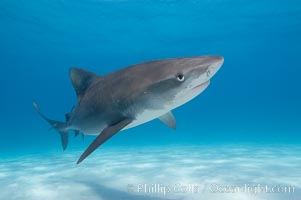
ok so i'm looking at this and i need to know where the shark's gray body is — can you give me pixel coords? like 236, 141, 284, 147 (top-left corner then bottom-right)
34, 55, 224, 164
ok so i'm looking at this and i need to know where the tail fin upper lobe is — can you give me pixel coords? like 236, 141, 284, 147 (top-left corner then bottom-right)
33, 101, 69, 150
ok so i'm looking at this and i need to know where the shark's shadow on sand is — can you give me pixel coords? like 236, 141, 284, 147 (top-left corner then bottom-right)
77, 180, 180, 200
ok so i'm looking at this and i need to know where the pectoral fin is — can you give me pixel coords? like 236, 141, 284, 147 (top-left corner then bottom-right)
77, 118, 132, 164
159, 111, 176, 129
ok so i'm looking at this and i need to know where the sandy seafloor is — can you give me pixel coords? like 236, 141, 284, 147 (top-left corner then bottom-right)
1, 144, 300, 200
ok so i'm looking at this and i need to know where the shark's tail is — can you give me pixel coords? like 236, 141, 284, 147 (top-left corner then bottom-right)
33, 101, 69, 150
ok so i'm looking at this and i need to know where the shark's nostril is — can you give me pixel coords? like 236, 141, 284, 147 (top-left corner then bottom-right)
207, 70, 211, 77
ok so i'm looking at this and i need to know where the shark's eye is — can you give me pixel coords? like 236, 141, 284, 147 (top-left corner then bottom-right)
176, 74, 185, 82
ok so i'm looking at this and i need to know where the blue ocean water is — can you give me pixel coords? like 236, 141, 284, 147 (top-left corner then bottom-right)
0, 0, 300, 199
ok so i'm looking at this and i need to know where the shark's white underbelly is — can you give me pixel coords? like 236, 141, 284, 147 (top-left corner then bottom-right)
123, 80, 210, 131
123, 108, 169, 130
79, 109, 168, 135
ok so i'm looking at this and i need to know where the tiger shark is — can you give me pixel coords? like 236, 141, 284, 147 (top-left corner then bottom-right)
33, 55, 224, 164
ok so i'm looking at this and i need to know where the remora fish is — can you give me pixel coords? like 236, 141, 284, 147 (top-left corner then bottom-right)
33, 56, 224, 164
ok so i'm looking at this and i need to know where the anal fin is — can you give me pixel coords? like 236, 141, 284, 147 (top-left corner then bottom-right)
74, 130, 80, 137
74, 130, 85, 141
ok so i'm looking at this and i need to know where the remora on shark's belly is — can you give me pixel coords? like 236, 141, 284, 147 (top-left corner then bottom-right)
34, 55, 224, 164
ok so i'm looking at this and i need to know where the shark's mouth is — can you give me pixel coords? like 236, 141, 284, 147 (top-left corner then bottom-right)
171, 80, 210, 111
192, 80, 210, 90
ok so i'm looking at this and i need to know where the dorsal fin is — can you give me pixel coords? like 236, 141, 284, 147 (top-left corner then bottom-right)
69, 68, 97, 101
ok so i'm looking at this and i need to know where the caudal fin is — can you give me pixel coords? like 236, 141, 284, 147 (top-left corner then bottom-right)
33, 101, 69, 150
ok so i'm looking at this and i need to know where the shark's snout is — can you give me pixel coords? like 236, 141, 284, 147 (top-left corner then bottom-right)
206, 56, 224, 79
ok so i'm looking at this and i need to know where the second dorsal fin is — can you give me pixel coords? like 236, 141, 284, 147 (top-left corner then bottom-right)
69, 68, 97, 101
